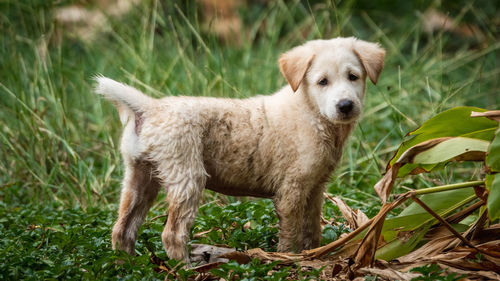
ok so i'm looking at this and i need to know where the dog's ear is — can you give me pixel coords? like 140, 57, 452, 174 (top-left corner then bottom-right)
353, 40, 385, 85
279, 46, 315, 92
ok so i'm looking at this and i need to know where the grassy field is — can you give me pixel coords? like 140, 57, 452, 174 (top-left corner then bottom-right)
1, 0, 499, 279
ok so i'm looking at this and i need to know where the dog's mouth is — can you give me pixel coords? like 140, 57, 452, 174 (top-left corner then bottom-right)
334, 111, 360, 123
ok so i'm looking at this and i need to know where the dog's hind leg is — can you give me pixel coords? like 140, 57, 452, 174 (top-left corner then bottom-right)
112, 160, 160, 255
157, 155, 207, 262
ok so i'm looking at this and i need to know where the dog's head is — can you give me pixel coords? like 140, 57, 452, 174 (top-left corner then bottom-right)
279, 37, 385, 123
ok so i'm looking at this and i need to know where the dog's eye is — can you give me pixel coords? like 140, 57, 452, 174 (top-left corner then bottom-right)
348, 73, 358, 81
318, 78, 328, 86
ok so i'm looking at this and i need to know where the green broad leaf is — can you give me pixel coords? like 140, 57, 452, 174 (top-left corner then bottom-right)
381, 188, 475, 242
413, 137, 489, 164
356, 189, 476, 245
381, 214, 430, 242
394, 137, 488, 177
389, 107, 496, 168
486, 174, 500, 220
376, 223, 469, 261
486, 126, 500, 172
375, 224, 429, 261
373, 189, 476, 261
396, 162, 444, 177
486, 173, 495, 190
399, 188, 475, 216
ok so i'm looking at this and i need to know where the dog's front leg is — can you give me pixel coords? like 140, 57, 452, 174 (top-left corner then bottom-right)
273, 182, 306, 253
300, 187, 325, 250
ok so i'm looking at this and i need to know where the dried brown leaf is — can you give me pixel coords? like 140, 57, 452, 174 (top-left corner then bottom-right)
353, 204, 389, 268
218, 251, 252, 264
434, 266, 500, 280
326, 195, 369, 230
331, 263, 343, 277
193, 229, 212, 239
393, 261, 500, 280
474, 240, 500, 261
396, 240, 500, 273
357, 267, 421, 280
353, 193, 412, 268
432, 250, 500, 271
471, 224, 500, 245
375, 138, 450, 202
397, 235, 455, 263
190, 244, 235, 264
356, 210, 370, 226
298, 259, 334, 270
374, 163, 402, 204
471, 110, 500, 122
191, 262, 225, 273
224, 248, 301, 264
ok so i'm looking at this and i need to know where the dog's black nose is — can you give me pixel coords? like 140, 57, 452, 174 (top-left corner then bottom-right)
337, 99, 354, 114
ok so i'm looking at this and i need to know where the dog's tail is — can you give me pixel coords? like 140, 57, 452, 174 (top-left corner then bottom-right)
94, 76, 155, 125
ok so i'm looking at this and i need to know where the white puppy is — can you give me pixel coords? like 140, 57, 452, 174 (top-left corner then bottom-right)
96, 37, 385, 262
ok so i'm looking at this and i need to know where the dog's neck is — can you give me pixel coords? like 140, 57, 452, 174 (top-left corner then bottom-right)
317, 114, 356, 149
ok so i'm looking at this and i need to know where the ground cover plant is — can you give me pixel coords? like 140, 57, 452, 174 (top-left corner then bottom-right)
1, 0, 499, 279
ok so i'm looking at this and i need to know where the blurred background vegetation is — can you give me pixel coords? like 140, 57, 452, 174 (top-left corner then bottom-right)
0, 0, 499, 279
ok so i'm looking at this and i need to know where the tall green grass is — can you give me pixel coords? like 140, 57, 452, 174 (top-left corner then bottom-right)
0, 0, 499, 277
2, 0, 498, 210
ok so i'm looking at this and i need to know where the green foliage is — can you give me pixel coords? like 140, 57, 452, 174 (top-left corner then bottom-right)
486, 173, 500, 220
296, 265, 326, 281
486, 126, 500, 172
1, 0, 500, 279
0, 202, 166, 280
412, 137, 489, 164
210, 259, 291, 280
410, 264, 465, 281
162, 260, 196, 281
321, 224, 350, 245
370, 106, 500, 261
373, 187, 475, 260
194, 200, 279, 251
486, 125, 500, 220
389, 107, 497, 177
388, 106, 500, 226
375, 225, 430, 261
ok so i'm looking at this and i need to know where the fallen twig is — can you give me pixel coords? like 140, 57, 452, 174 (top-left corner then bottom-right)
411, 196, 500, 258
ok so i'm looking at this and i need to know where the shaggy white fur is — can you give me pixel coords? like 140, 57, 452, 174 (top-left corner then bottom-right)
96, 37, 385, 262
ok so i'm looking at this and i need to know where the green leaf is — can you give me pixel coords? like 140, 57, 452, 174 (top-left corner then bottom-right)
372, 188, 476, 260
393, 137, 489, 177
486, 174, 500, 220
484, 118, 500, 221
390, 107, 496, 168
413, 137, 489, 164
399, 188, 475, 217
381, 189, 475, 243
486, 126, 500, 172
375, 224, 429, 261
361, 188, 476, 245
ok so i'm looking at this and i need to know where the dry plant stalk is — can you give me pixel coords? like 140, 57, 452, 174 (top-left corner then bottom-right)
210, 186, 500, 279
